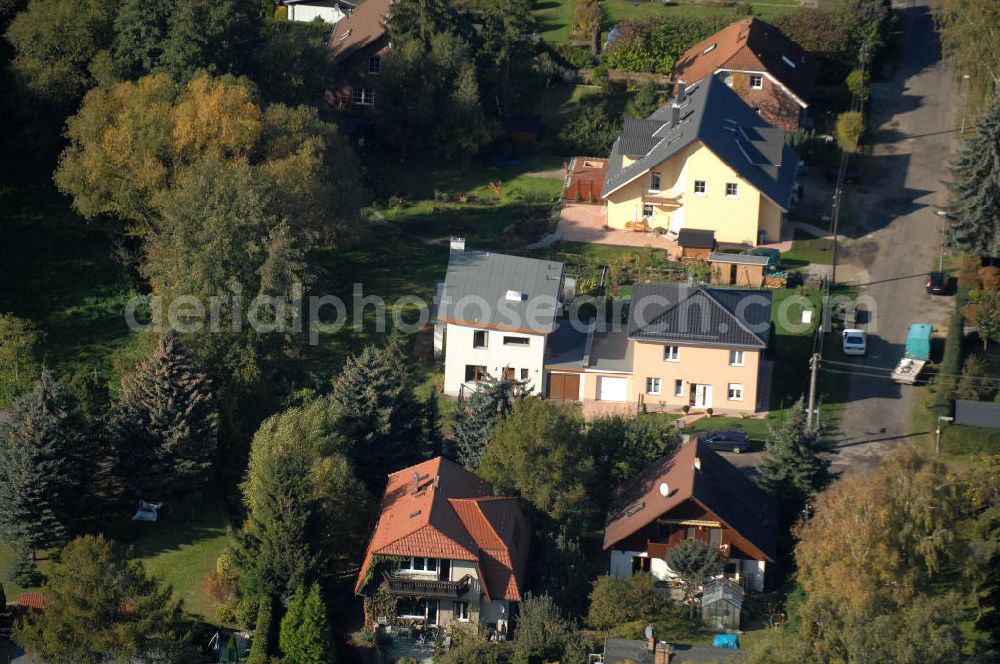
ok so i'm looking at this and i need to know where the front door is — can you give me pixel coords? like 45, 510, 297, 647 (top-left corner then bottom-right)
694, 384, 713, 408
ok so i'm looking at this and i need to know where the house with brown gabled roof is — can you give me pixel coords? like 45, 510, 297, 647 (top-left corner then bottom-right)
326, 0, 392, 110
603, 439, 777, 593
672, 17, 818, 132
355, 456, 530, 632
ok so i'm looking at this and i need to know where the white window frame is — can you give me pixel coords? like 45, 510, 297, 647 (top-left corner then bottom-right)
368, 56, 381, 75
503, 335, 529, 346
729, 349, 745, 366
749, 74, 763, 90
646, 377, 662, 395
453, 601, 469, 622
725, 182, 739, 198
728, 383, 744, 401
473, 330, 488, 349
674, 379, 684, 397
642, 204, 654, 219
649, 172, 662, 193
351, 86, 375, 106
663, 345, 680, 362
694, 180, 707, 196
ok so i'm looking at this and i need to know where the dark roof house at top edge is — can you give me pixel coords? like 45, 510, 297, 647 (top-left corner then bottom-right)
627, 283, 771, 349
604, 439, 778, 562
601, 76, 800, 209
328, 0, 392, 62
436, 250, 564, 334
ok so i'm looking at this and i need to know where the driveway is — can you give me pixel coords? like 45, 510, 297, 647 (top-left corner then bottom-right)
825, 1, 959, 471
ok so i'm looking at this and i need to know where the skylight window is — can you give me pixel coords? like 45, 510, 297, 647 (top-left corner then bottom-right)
781, 55, 796, 68
626, 501, 646, 517
703, 43, 717, 55
339, 28, 352, 41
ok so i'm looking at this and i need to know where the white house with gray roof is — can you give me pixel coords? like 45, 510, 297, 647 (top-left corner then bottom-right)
434, 240, 565, 397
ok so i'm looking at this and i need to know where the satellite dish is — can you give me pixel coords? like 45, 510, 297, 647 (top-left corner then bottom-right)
644, 624, 654, 640
659, 482, 670, 497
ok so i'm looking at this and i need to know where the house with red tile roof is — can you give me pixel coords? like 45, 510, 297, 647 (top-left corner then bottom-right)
603, 439, 778, 593
355, 456, 530, 631
672, 18, 818, 132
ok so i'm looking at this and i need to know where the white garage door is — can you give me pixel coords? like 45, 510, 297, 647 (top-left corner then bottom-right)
598, 376, 628, 402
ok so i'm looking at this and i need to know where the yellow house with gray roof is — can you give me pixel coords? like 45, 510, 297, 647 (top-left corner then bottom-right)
601, 76, 800, 246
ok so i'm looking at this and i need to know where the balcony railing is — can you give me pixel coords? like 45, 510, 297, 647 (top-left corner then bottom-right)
384, 573, 476, 598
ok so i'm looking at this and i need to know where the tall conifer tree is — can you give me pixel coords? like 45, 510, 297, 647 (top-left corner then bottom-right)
946, 98, 1000, 256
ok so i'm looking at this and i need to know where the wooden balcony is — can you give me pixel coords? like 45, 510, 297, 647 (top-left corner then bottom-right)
384, 573, 475, 598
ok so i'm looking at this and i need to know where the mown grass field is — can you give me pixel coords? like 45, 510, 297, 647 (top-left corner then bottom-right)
0, 185, 148, 405
536, 0, 803, 45
0, 495, 232, 623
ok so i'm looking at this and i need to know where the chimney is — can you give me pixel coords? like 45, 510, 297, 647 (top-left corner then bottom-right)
670, 103, 680, 128
677, 80, 686, 102
433, 475, 440, 489
410, 471, 420, 495
646, 635, 655, 652
450, 237, 465, 253
654, 642, 673, 664
694, 457, 701, 471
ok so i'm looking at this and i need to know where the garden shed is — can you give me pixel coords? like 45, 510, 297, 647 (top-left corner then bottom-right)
708, 252, 768, 287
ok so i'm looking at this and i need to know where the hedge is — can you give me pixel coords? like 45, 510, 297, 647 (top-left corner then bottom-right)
941, 424, 1000, 455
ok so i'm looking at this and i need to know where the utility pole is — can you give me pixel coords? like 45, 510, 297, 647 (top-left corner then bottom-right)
806, 353, 820, 431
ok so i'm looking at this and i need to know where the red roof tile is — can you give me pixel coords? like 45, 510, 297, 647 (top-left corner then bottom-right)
18, 593, 45, 610
355, 457, 530, 601
672, 18, 817, 106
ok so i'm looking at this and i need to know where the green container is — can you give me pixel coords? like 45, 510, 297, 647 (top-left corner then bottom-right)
905, 323, 932, 361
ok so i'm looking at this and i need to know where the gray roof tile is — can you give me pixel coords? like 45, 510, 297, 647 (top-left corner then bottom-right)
627, 283, 771, 349
602, 76, 800, 210
436, 250, 564, 334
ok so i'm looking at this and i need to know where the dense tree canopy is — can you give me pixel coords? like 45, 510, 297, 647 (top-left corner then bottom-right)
112, 333, 218, 502
55, 73, 360, 239
755, 400, 835, 515
329, 335, 431, 489
664, 540, 722, 618
18, 535, 190, 664
748, 449, 970, 662
477, 397, 592, 527
234, 397, 370, 599
279, 583, 336, 664
4, 0, 114, 107
946, 97, 1000, 257
112, 0, 260, 82
0, 371, 87, 557
452, 373, 529, 468
586, 413, 680, 501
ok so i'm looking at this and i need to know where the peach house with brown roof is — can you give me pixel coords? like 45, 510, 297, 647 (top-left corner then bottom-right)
672, 18, 818, 132
355, 456, 529, 632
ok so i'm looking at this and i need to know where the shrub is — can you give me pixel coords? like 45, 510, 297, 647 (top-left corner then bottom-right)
835, 111, 864, 152
557, 104, 620, 156
604, 15, 738, 74
845, 67, 870, 102
550, 43, 596, 69
588, 573, 671, 630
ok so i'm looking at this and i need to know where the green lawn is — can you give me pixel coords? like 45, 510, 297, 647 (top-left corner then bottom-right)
0, 185, 147, 404
784, 236, 834, 266
0, 496, 233, 624
536, 0, 802, 45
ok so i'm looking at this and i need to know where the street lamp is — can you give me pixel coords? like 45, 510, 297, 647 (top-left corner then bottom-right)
936, 416, 954, 455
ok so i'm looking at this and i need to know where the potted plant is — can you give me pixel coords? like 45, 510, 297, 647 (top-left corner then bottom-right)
682, 404, 691, 414
706, 407, 714, 417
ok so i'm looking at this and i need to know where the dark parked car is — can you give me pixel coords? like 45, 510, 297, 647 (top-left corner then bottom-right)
701, 431, 751, 453
926, 271, 949, 295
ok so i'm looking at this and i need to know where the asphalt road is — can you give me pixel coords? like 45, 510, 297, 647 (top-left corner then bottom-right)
825, 0, 959, 472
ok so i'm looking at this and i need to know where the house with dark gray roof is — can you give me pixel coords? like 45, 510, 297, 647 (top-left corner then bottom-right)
542, 283, 772, 415
434, 239, 565, 397
600, 76, 800, 247
603, 438, 779, 595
